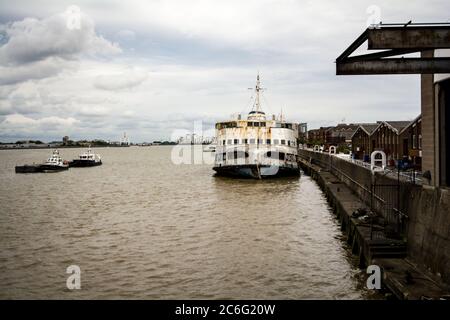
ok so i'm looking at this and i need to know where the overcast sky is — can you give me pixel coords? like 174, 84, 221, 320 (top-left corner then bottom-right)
0, 0, 448, 142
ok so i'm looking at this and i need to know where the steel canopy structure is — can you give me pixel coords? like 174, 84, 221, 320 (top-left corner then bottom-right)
336, 23, 450, 75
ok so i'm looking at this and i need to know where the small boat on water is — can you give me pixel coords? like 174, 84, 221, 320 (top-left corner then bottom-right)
203, 143, 216, 153
39, 150, 69, 172
69, 147, 102, 167
15, 149, 69, 173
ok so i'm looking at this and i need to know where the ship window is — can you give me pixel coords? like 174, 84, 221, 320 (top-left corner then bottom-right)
266, 139, 271, 145
274, 139, 279, 145
237, 151, 249, 158
265, 151, 278, 159
250, 139, 255, 144
234, 139, 239, 144
216, 121, 238, 129
227, 151, 248, 159
227, 139, 232, 145
281, 139, 286, 145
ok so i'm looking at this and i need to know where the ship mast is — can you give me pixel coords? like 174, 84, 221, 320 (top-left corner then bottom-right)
248, 73, 266, 120
254, 73, 262, 113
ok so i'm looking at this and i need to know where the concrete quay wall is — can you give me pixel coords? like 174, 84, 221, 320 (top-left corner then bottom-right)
298, 149, 450, 287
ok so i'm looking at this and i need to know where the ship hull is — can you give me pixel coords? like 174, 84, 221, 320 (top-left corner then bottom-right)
15, 165, 42, 173
213, 164, 299, 179
15, 164, 69, 173
69, 160, 102, 167
39, 164, 69, 172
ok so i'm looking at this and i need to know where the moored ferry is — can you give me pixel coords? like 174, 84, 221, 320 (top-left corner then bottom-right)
213, 74, 300, 179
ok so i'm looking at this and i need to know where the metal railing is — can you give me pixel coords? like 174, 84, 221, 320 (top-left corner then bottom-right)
299, 150, 414, 239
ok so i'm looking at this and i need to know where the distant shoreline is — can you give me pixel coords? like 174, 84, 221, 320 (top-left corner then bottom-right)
0, 144, 187, 150
0, 145, 131, 150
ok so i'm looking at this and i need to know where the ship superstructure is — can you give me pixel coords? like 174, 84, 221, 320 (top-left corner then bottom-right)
213, 74, 299, 178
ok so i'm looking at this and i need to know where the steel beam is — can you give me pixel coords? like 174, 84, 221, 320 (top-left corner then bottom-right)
367, 27, 450, 50
336, 58, 450, 75
336, 30, 368, 62
344, 49, 419, 63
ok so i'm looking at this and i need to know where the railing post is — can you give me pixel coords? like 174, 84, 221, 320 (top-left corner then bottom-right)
370, 175, 375, 240
397, 161, 401, 235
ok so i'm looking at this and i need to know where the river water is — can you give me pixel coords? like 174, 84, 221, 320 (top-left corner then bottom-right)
0, 146, 379, 299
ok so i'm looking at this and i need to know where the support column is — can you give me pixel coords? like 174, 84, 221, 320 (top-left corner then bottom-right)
421, 50, 436, 186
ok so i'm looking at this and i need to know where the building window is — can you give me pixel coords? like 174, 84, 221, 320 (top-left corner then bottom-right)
412, 134, 416, 149
222, 140, 225, 145
244, 139, 248, 144
234, 139, 239, 145
288, 141, 291, 146
274, 139, 279, 145
249, 138, 255, 144
281, 139, 286, 145
418, 134, 422, 149
254, 122, 260, 127
227, 139, 232, 145
257, 139, 263, 144
266, 139, 271, 145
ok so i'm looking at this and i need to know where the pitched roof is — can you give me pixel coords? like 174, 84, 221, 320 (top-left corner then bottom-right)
399, 114, 422, 135
359, 123, 380, 135
350, 123, 380, 139
385, 121, 411, 132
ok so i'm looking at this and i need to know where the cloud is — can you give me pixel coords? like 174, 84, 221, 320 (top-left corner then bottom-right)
0, 7, 121, 86
0, 114, 79, 137
94, 67, 148, 90
77, 105, 110, 117
0, 8, 121, 65
0, 57, 75, 86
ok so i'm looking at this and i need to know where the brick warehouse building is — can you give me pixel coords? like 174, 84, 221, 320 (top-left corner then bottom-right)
351, 116, 422, 169
351, 123, 380, 161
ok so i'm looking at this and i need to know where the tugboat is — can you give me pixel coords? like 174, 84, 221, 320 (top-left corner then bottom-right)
15, 149, 69, 173
69, 147, 102, 167
213, 74, 300, 179
39, 150, 69, 172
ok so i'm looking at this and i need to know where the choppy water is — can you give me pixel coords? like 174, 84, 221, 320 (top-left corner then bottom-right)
0, 146, 379, 299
